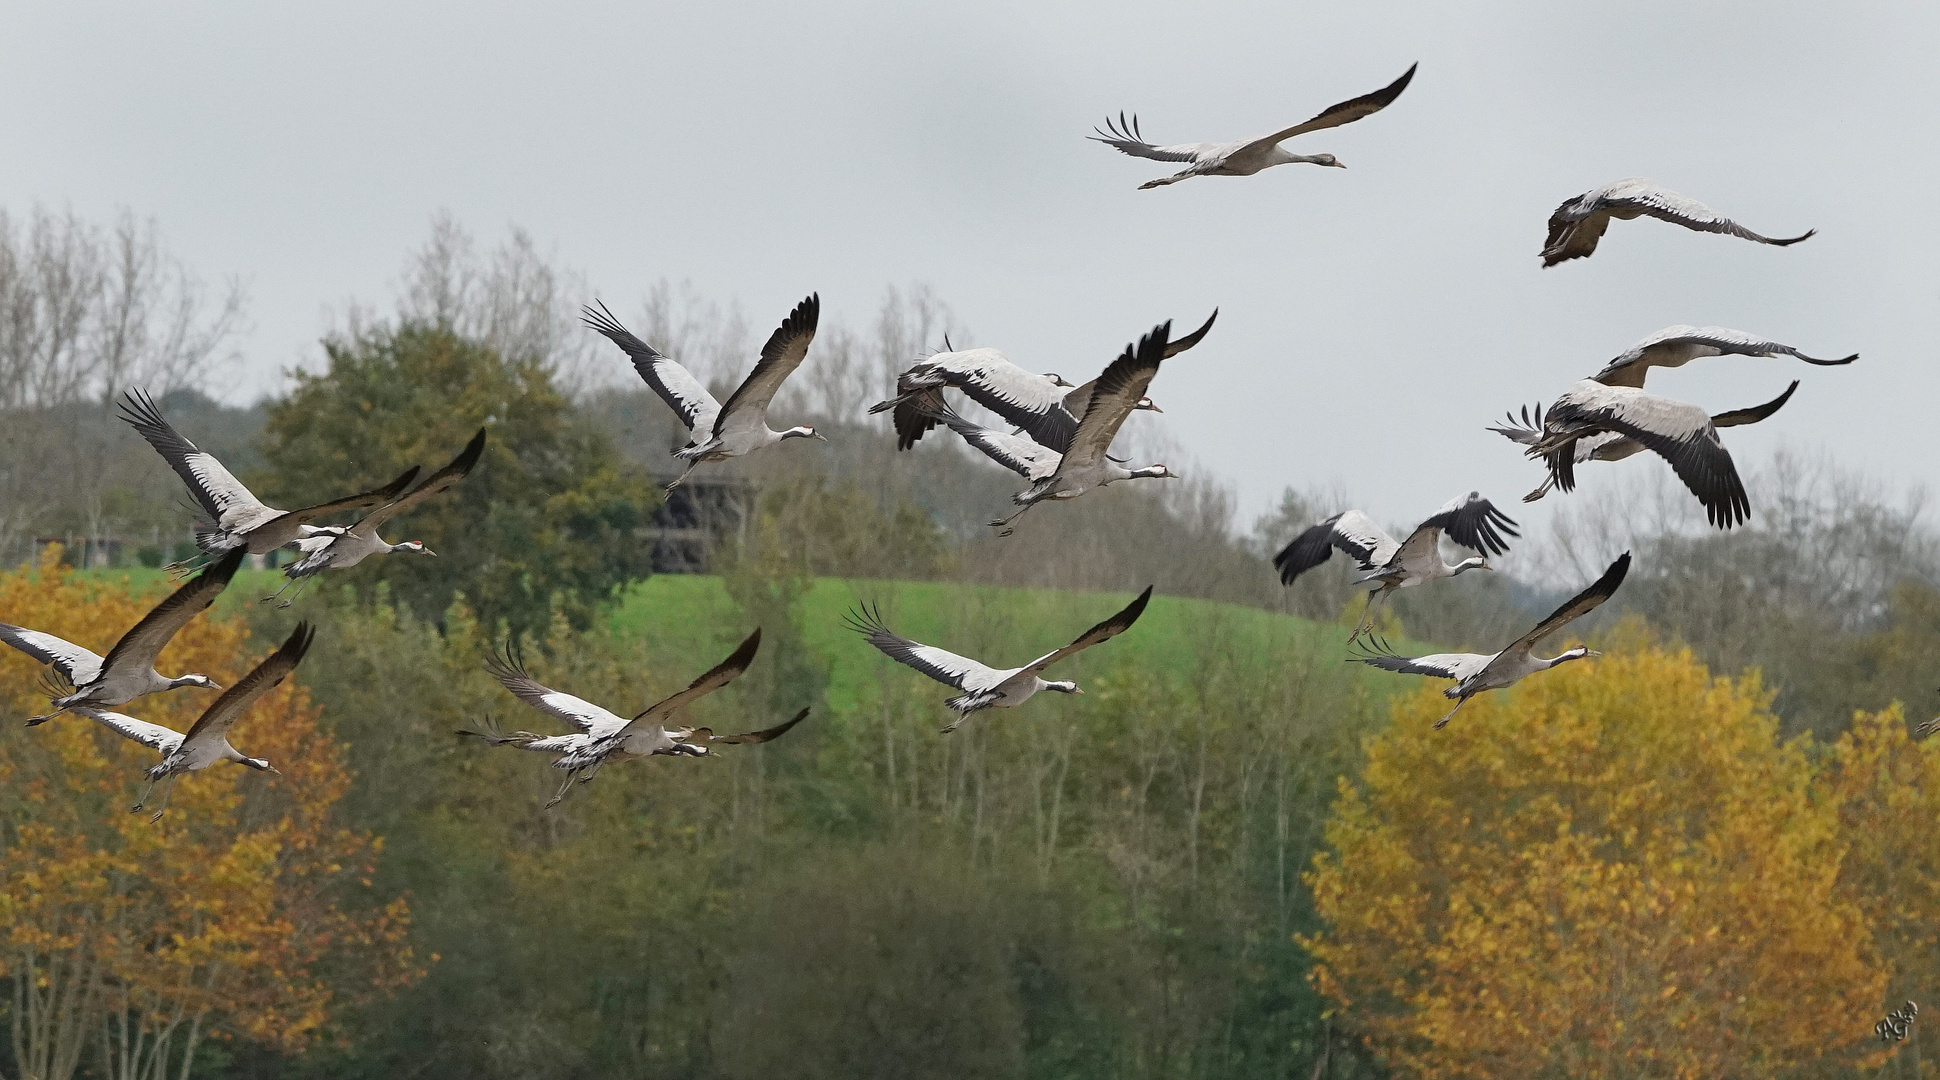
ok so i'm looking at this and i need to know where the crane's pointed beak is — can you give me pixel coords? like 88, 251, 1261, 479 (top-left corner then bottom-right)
1585, 649, 1603, 658
1330, 160, 1348, 169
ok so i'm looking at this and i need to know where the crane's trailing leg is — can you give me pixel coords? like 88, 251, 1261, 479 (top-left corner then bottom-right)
665, 460, 701, 493
989, 500, 1040, 537
1434, 696, 1470, 730
1138, 170, 1194, 190
163, 550, 213, 579
24, 706, 68, 728
276, 576, 318, 610
546, 768, 581, 808
146, 774, 179, 823
131, 770, 176, 819
261, 575, 302, 606
1346, 588, 1390, 645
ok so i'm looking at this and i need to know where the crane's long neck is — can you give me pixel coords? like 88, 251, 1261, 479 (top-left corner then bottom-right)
1536, 646, 1594, 671
1107, 462, 1174, 483
1267, 148, 1338, 167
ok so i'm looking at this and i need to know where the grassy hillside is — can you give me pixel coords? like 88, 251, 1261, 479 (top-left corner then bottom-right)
606, 574, 1423, 715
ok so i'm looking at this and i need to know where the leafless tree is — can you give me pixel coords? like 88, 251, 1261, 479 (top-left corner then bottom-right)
0, 206, 242, 410
0, 206, 246, 562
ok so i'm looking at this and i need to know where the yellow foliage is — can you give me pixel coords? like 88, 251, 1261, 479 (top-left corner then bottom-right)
1304, 646, 1886, 1079
1826, 703, 1940, 1028
0, 556, 422, 1066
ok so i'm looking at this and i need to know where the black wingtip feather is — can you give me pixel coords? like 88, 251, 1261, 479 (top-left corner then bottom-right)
1273, 516, 1342, 585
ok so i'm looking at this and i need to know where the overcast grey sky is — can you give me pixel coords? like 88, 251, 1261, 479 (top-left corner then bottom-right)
4, 1, 1934, 535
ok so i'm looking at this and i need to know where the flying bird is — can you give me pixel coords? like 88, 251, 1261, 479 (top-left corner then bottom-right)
1093, 63, 1417, 189
119, 389, 419, 570
1, 548, 243, 726
1353, 553, 1630, 729
988, 323, 1181, 535
462, 630, 800, 806
583, 295, 826, 490
1513, 382, 1754, 528
846, 586, 1152, 732
1542, 179, 1815, 267
87, 621, 314, 822
267, 428, 488, 605
1492, 382, 1797, 502
1588, 326, 1856, 389
1273, 493, 1519, 642
869, 310, 1216, 452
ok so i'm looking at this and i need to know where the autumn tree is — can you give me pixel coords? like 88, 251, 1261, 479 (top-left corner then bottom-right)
0, 553, 420, 1080
1306, 646, 1885, 1079
255, 321, 659, 635
1825, 704, 1940, 1078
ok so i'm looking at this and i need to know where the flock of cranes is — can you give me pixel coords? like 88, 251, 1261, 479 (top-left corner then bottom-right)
1, 60, 1861, 821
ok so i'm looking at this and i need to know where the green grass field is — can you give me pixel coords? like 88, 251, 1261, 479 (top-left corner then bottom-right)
605, 575, 1423, 715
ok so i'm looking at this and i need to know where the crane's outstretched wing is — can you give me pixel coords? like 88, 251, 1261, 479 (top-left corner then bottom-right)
1162, 308, 1219, 357
688, 707, 811, 746
1593, 325, 1856, 387
485, 641, 626, 734
715, 294, 819, 436
1350, 638, 1491, 682
98, 548, 244, 680
1546, 385, 1750, 529
1062, 322, 1171, 472
1249, 62, 1418, 148
618, 629, 763, 735
845, 604, 1003, 692
1273, 510, 1398, 584
1055, 308, 1215, 431
1089, 113, 1205, 162
181, 622, 315, 745
119, 389, 274, 527
1503, 552, 1631, 656
1020, 586, 1153, 676
583, 300, 721, 435
926, 402, 1059, 481
1710, 381, 1798, 428
1412, 492, 1519, 557
254, 467, 423, 535
0, 625, 104, 685
351, 428, 487, 536
1600, 182, 1815, 244
76, 707, 184, 754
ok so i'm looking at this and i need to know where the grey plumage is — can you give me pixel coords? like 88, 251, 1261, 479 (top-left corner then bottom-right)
1543, 179, 1815, 267
1094, 63, 1417, 189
